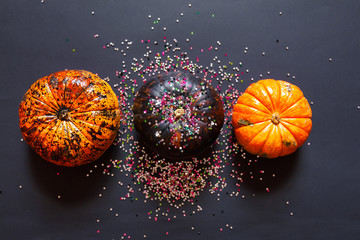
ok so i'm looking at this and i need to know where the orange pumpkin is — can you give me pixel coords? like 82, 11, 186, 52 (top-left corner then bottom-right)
19, 70, 121, 167
232, 79, 312, 158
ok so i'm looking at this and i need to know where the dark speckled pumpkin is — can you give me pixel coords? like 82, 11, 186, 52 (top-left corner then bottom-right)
19, 70, 121, 167
133, 71, 224, 160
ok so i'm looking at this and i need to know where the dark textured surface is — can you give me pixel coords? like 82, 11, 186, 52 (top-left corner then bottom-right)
1, 0, 360, 239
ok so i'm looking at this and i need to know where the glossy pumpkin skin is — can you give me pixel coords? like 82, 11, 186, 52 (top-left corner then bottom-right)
19, 70, 121, 167
133, 71, 224, 160
232, 79, 312, 158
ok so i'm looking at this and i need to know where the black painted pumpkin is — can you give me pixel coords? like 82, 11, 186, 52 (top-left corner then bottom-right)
133, 71, 224, 160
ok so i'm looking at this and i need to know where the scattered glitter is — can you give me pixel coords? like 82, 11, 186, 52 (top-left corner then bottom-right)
107, 38, 240, 220
88, 5, 305, 235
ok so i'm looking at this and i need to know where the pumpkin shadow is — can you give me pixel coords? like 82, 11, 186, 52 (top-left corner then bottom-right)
233, 148, 300, 195
28, 144, 117, 205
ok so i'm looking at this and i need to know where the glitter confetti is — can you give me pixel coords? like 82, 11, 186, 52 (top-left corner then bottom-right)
85, 4, 306, 237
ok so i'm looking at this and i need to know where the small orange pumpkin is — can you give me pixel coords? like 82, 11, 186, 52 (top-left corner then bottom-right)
232, 79, 312, 158
19, 70, 121, 167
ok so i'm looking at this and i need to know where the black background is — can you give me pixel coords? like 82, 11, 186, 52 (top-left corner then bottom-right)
1, 0, 360, 239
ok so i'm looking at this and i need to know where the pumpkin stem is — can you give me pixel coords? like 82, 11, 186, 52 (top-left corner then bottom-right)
174, 108, 185, 119
271, 113, 281, 124
58, 108, 71, 121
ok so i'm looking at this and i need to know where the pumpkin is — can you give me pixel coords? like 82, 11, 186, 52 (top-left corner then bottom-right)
19, 70, 121, 167
232, 79, 312, 158
133, 71, 224, 160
